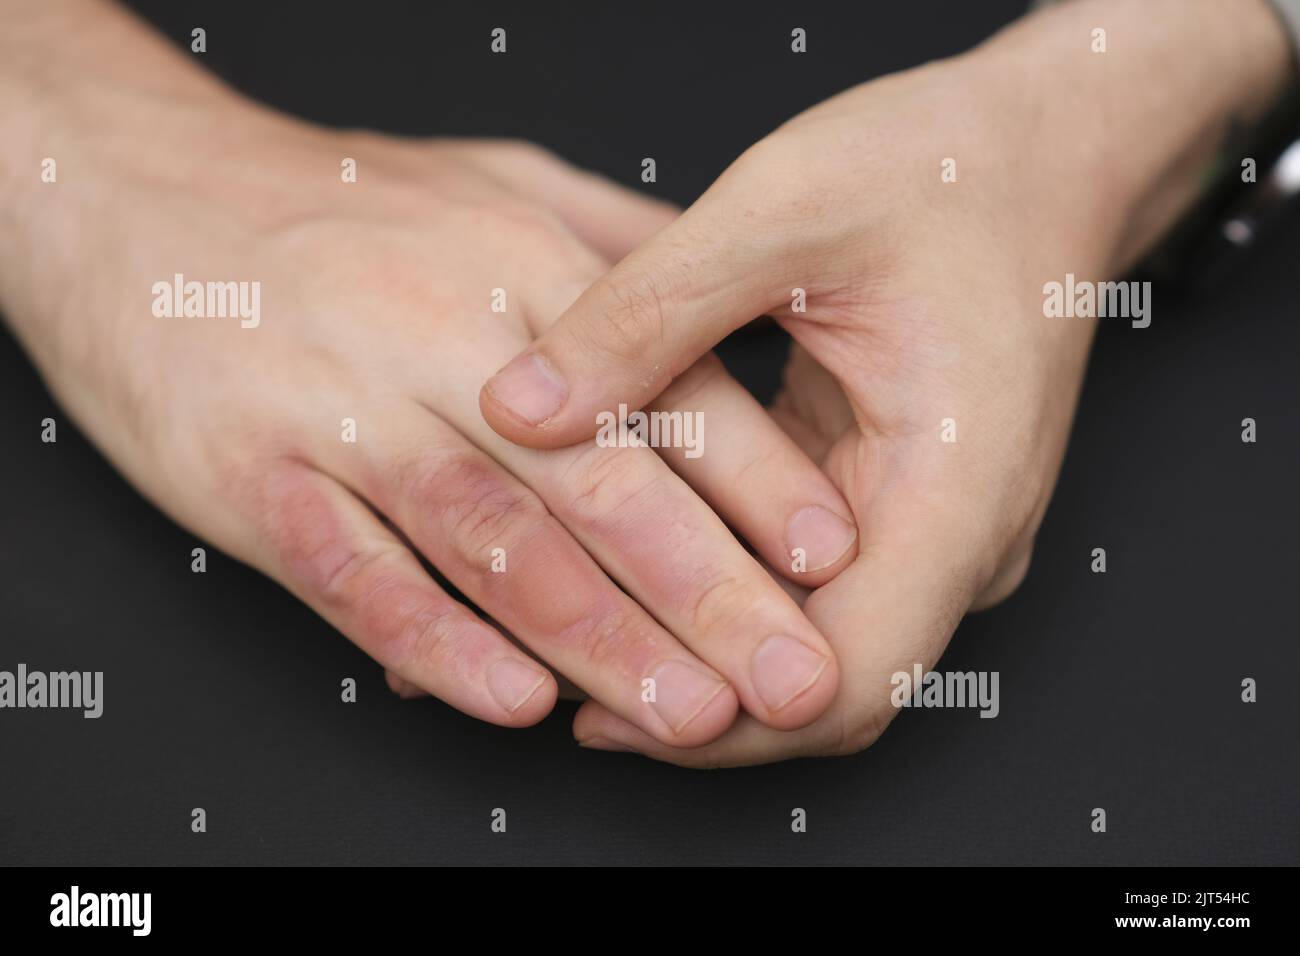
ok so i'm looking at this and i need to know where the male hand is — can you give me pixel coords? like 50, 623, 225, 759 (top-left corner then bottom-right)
481, 0, 1291, 764
0, 0, 860, 745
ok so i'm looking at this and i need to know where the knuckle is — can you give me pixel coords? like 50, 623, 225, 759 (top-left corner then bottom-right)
829, 704, 890, 757
348, 570, 467, 668
1001, 546, 1035, 595
318, 543, 407, 606
975, 542, 1036, 609
446, 485, 533, 555
441, 196, 567, 251
563, 605, 637, 671
564, 444, 659, 525
586, 271, 668, 362
423, 455, 543, 562
489, 200, 568, 244
398, 602, 472, 672
684, 569, 753, 638
247, 465, 400, 604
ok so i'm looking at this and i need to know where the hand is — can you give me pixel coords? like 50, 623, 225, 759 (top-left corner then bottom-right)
480, 0, 1292, 764
0, 1, 858, 743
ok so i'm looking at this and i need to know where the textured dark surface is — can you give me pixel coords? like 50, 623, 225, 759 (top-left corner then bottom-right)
1, 0, 1296, 866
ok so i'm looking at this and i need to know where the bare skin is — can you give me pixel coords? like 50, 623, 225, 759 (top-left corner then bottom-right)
0, 0, 864, 746
2, 0, 1290, 767
481, 0, 1293, 764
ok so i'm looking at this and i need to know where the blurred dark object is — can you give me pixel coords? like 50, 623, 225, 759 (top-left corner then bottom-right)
1143, 91, 1300, 291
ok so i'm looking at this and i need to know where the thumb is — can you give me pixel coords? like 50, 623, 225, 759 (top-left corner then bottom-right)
480, 200, 794, 448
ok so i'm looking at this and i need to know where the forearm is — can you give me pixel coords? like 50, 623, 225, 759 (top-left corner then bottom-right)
970, 0, 1293, 272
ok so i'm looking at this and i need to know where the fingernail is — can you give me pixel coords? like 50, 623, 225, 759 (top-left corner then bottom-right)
577, 735, 635, 753
786, 505, 857, 572
751, 634, 828, 713
648, 661, 727, 735
487, 659, 547, 713
485, 352, 567, 426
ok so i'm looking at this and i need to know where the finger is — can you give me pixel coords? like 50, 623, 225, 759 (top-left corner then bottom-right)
389, 646, 589, 702
520, 267, 857, 589
479, 186, 801, 449
385, 669, 428, 699
486, 428, 840, 731
647, 353, 858, 586
245, 462, 556, 727
450, 282, 839, 729
572, 484, 977, 767
768, 343, 857, 462
770, 393, 831, 462
442, 139, 680, 261
575, 708, 809, 766
388, 665, 588, 701
569, 558, 909, 767
330, 405, 739, 748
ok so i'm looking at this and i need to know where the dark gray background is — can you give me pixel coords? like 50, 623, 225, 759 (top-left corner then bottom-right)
1, 0, 1296, 866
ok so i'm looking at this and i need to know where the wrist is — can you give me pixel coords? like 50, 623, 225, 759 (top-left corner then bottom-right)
0, 0, 242, 341
966, 0, 1292, 272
